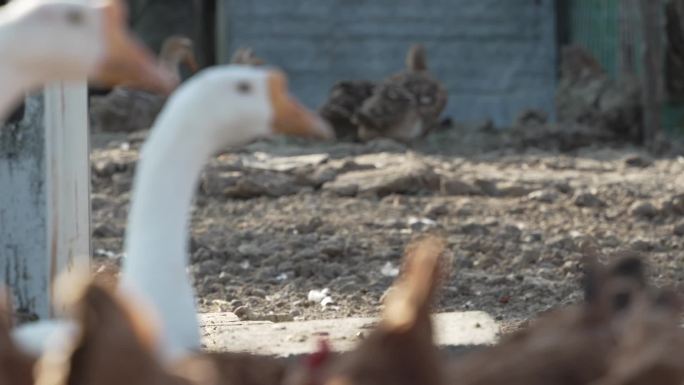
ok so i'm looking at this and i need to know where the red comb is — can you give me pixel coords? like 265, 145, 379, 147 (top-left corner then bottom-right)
305, 338, 332, 370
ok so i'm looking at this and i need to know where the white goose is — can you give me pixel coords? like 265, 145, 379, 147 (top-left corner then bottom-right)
14, 66, 334, 362
0, 0, 173, 121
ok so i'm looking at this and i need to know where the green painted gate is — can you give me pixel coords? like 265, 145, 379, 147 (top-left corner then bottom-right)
562, 0, 684, 133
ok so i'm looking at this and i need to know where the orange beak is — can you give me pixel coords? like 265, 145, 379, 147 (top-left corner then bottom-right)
90, 0, 176, 94
268, 71, 335, 140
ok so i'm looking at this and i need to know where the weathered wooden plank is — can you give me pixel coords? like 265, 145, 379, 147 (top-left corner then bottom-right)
0, 83, 91, 319
0, 95, 49, 318
44, 82, 91, 316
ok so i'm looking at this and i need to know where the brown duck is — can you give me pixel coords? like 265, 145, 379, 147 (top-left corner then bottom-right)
319, 80, 376, 140
355, 44, 448, 142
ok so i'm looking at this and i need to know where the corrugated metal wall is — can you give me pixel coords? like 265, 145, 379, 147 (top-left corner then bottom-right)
218, 0, 557, 127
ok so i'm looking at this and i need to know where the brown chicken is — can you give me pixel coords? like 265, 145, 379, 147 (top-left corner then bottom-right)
33, 276, 298, 385
444, 256, 665, 385
300, 234, 450, 385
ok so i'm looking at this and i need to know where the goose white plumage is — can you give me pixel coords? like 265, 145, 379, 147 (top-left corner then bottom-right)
0, 0, 174, 121
14, 65, 334, 362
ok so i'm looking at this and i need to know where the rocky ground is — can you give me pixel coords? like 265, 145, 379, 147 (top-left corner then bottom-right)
90, 120, 684, 331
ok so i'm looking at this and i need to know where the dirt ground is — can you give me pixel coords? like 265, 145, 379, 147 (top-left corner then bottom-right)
89, 121, 684, 331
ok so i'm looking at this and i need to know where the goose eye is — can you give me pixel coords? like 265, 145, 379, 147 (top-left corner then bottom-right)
236, 82, 252, 94
65, 9, 84, 26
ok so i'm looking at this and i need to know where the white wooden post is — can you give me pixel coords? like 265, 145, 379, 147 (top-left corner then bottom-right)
44, 81, 91, 316
0, 82, 91, 319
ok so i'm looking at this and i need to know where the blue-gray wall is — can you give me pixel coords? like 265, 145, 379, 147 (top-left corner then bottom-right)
219, 0, 557, 126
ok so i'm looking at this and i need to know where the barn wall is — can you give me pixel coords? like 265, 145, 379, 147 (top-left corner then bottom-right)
218, 0, 557, 126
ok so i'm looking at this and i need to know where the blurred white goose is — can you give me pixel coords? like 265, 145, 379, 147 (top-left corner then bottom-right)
0, 0, 174, 122
14, 66, 334, 362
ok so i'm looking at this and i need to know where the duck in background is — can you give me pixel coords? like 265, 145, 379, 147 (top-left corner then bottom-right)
89, 35, 199, 133
319, 79, 376, 141
320, 44, 448, 143
355, 44, 448, 142
0, 0, 174, 123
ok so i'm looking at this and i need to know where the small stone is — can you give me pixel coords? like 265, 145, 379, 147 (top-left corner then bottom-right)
574, 192, 605, 208
296, 217, 323, 234
237, 243, 261, 258
92, 223, 121, 238
674, 222, 684, 236
233, 305, 251, 320
461, 222, 490, 236
500, 225, 522, 241
663, 194, 684, 215
424, 203, 449, 218
624, 154, 653, 168
440, 178, 480, 196
474, 179, 499, 196
307, 289, 330, 303
196, 260, 221, 276
92, 160, 118, 178
380, 262, 400, 277
321, 296, 335, 307
523, 232, 543, 243
111, 173, 132, 194
527, 189, 558, 203
323, 158, 439, 197
210, 299, 231, 312
630, 238, 654, 252
497, 183, 532, 197
91, 194, 110, 211
629, 201, 658, 218
331, 184, 359, 197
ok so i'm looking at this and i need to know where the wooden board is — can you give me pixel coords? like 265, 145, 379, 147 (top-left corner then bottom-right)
0, 83, 91, 319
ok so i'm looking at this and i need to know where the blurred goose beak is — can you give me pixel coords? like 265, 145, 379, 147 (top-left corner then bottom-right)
91, 0, 176, 94
268, 71, 335, 140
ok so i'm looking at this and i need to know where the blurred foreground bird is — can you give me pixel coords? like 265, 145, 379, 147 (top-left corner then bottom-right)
0, 0, 174, 123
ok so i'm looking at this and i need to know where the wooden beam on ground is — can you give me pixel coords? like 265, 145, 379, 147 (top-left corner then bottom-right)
0, 83, 91, 319
639, 0, 664, 147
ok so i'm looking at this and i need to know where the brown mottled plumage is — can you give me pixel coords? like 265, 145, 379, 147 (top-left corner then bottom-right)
319, 80, 377, 140
355, 44, 448, 142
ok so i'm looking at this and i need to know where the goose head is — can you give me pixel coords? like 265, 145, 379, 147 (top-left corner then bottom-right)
153, 65, 334, 151
0, 0, 173, 94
